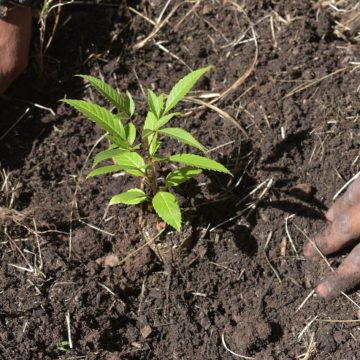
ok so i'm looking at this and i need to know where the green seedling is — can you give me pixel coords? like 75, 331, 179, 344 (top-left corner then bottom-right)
63, 67, 232, 231
57, 340, 70, 352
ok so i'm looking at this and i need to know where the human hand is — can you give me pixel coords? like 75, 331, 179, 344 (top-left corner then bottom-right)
0, 7, 31, 95
304, 176, 360, 299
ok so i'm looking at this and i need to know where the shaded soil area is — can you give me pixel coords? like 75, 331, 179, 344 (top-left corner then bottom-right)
1, 1, 360, 359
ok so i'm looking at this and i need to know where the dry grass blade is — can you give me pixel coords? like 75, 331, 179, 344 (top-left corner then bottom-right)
65, 311, 73, 349
211, 1, 258, 103
184, 97, 248, 137
0, 207, 29, 224
284, 67, 348, 98
118, 228, 165, 266
128, 6, 155, 25
264, 231, 282, 283
174, 0, 202, 31
155, 41, 192, 71
295, 290, 315, 313
133, 3, 183, 50
0, 108, 30, 143
221, 331, 254, 359
317, 318, 360, 323
78, 219, 115, 237
332, 171, 360, 201
298, 316, 318, 341
285, 214, 299, 257
38, 0, 74, 72
5, 228, 34, 273
329, 2, 360, 40
297, 331, 316, 360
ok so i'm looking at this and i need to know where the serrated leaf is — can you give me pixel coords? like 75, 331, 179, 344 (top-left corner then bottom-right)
165, 167, 202, 187
159, 127, 206, 152
158, 94, 164, 112
77, 75, 124, 111
106, 134, 131, 149
148, 89, 163, 118
142, 129, 154, 139
169, 154, 232, 176
156, 112, 180, 129
113, 151, 146, 177
149, 132, 160, 156
143, 112, 159, 155
125, 91, 135, 116
125, 123, 136, 145
143, 111, 157, 135
87, 165, 124, 178
62, 99, 126, 139
164, 66, 211, 114
152, 154, 167, 162
152, 191, 181, 231
110, 189, 147, 205
93, 148, 128, 167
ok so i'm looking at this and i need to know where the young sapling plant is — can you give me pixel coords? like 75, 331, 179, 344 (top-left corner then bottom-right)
62, 67, 232, 232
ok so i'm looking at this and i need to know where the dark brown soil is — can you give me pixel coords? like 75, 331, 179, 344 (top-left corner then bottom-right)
1, 1, 360, 359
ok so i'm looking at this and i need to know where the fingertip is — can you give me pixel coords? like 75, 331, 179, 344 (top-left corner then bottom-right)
316, 282, 332, 298
325, 208, 335, 222
357, 309, 360, 319
303, 241, 320, 260
303, 242, 313, 258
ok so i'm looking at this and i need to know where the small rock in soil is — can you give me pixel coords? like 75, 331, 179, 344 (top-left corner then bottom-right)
141, 325, 152, 339
96, 253, 121, 267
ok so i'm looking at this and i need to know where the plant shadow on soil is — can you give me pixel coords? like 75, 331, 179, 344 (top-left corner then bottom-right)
172, 144, 260, 258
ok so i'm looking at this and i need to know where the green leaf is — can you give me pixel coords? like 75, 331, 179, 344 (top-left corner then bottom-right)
113, 151, 146, 177
152, 154, 167, 162
164, 66, 211, 114
143, 111, 159, 155
77, 75, 124, 111
106, 134, 131, 149
124, 169, 146, 177
125, 91, 135, 116
125, 123, 136, 145
62, 99, 125, 139
169, 154, 232, 176
158, 94, 164, 112
93, 148, 127, 167
156, 112, 180, 129
87, 165, 124, 178
143, 111, 157, 135
165, 167, 202, 187
148, 89, 163, 118
149, 132, 160, 156
57, 341, 70, 352
152, 191, 181, 231
110, 188, 147, 205
159, 127, 206, 152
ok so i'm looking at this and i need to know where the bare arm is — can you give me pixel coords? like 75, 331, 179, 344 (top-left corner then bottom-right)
0, 6, 31, 95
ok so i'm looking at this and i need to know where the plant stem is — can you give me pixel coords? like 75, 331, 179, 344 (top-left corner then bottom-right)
148, 159, 158, 194
144, 139, 158, 195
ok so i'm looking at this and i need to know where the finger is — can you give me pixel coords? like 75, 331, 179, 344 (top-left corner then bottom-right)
304, 202, 360, 260
316, 242, 360, 298
326, 177, 360, 222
